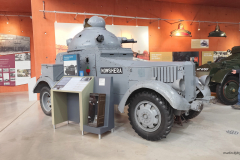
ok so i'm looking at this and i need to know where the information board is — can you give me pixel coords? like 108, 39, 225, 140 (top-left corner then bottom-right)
53, 76, 92, 92
191, 39, 209, 49
150, 52, 172, 61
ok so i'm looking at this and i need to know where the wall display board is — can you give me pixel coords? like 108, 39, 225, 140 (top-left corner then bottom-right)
0, 53, 31, 86
55, 22, 149, 55
0, 54, 15, 86
150, 52, 172, 61
191, 39, 209, 49
0, 33, 30, 55
63, 54, 80, 76
172, 52, 199, 62
202, 51, 214, 64
213, 51, 231, 62
201, 51, 231, 64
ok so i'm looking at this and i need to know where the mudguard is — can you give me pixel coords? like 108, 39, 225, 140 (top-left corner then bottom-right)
33, 76, 56, 93
118, 80, 190, 113
211, 68, 232, 84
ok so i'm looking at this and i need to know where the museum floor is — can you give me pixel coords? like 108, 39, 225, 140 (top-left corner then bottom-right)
0, 92, 240, 160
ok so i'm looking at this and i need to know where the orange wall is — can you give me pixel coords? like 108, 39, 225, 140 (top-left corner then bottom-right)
31, 0, 240, 79
0, 14, 35, 93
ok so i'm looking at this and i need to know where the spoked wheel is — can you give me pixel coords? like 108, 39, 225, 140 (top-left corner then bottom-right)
217, 76, 239, 105
128, 91, 173, 141
40, 86, 52, 116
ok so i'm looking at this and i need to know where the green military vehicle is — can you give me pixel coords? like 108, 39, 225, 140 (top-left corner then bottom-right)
196, 46, 240, 105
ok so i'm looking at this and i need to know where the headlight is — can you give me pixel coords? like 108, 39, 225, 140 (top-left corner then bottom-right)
199, 75, 210, 86
172, 78, 185, 92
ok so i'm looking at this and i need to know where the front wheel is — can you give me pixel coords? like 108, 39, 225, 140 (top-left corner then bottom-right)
40, 86, 52, 116
128, 91, 173, 141
216, 76, 239, 105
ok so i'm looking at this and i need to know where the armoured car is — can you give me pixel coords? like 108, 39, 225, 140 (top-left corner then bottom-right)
33, 16, 213, 141
196, 46, 240, 105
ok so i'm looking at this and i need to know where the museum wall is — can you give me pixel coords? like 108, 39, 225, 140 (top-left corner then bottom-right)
31, 0, 240, 79
0, 14, 35, 93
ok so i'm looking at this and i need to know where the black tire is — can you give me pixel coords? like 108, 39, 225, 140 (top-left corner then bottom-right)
181, 109, 202, 120
128, 91, 174, 141
40, 86, 52, 116
216, 76, 239, 105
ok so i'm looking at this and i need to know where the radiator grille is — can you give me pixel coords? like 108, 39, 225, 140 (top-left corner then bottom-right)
152, 66, 178, 83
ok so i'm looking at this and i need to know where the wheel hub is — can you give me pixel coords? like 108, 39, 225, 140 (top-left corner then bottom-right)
134, 101, 161, 132
42, 92, 51, 112
224, 81, 239, 100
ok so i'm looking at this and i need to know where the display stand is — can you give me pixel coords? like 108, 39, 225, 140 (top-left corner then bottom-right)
83, 77, 114, 139
51, 76, 94, 131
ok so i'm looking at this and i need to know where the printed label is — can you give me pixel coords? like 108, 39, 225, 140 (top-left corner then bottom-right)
100, 67, 123, 74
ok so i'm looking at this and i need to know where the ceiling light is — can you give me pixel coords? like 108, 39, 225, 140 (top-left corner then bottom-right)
158, 20, 160, 29
198, 22, 200, 31
112, 15, 114, 25
170, 23, 192, 37
136, 18, 138, 27
208, 24, 226, 37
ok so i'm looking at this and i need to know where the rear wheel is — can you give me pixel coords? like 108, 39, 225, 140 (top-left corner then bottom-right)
40, 86, 52, 116
216, 76, 239, 105
128, 91, 173, 141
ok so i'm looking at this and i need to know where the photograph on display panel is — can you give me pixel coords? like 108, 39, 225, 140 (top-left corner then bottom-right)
213, 51, 232, 62
17, 69, 31, 77
0, 33, 30, 55
3, 73, 9, 82
10, 68, 15, 72
10, 73, 15, 77
172, 52, 199, 62
0, 68, 2, 72
15, 53, 31, 61
3, 68, 9, 72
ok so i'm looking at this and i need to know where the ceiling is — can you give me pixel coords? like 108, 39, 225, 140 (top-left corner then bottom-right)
154, 0, 240, 8
0, 0, 31, 13
1, 0, 240, 14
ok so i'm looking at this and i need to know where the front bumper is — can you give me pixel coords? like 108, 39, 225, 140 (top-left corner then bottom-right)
190, 96, 215, 111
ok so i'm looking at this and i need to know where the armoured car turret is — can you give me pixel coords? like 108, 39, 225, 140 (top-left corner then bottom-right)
33, 16, 214, 141
196, 46, 240, 105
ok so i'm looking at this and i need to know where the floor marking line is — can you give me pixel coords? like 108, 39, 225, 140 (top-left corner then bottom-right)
0, 101, 38, 132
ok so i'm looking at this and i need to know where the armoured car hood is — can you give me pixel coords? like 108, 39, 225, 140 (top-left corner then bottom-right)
102, 57, 192, 67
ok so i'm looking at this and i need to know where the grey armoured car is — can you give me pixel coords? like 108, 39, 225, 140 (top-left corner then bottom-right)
33, 16, 214, 141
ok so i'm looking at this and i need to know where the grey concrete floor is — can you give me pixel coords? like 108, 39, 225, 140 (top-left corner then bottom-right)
0, 92, 240, 160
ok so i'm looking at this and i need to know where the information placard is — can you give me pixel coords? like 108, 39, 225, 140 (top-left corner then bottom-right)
150, 52, 172, 61
53, 76, 92, 92
202, 51, 214, 64
191, 39, 209, 49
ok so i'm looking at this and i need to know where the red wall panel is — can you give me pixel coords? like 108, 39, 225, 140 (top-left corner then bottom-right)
0, 15, 35, 93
